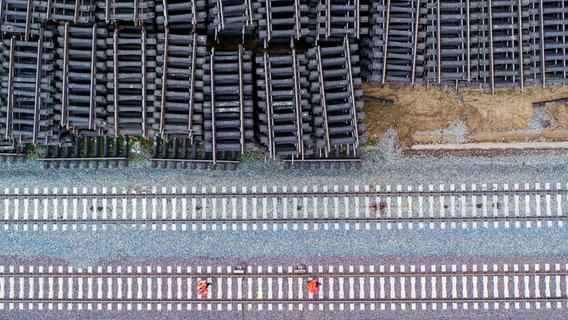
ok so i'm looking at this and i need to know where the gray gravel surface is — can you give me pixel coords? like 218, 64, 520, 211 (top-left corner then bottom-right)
0, 130, 567, 190
1, 224, 567, 267
2, 132, 568, 318
3, 308, 566, 320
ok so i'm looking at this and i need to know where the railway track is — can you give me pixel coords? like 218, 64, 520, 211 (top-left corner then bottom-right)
1, 183, 567, 231
0, 263, 566, 311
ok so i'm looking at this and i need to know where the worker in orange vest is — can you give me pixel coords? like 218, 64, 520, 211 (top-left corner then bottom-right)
196, 279, 209, 296
306, 279, 319, 293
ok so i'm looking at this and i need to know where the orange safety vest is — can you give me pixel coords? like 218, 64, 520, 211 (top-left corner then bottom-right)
196, 280, 209, 295
306, 280, 318, 293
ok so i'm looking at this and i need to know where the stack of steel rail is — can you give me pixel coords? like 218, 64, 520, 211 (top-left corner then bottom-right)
255, 0, 310, 48
0, 0, 369, 167
0, 28, 58, 145
306, 38, 366, 164
105, 25, 156, 137
202, 47, 255, 164
310, 0, 368, 44
153, 32, 206, 140
155, 0, 207, 32
40, 0, 96, 24
208, 0, 255, 42
0, 0, 45, 41
362, 0, 568, 92
94, 0, 155, 25
53, 23, 108, 135
255, 51, 312, 160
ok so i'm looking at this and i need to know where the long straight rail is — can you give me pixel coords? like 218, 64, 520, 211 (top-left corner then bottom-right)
113, 26, 119, 136
466, 0, 471, 82
436, 0, 441, 84
24, 0, 32, 41
292, 49, 304, 159
73, 0, 80, 23
133, 0, 138, 24
161, 0, 168, 25
0, 264, 565, 310
32, 28, 43, 144
141, 27, 147, 136
265, 0, 271, 42
344, 37, 359, 148
263, 52, 274, 158
188, 33, 197, 142
355, 0, 360, 38
316, 45, 331, 154
538, 0, 545, 89
517, 0, 524, 92
325, 0, 331, 38
238, 45, 245, 155
294, 0, 300, 39
3, 186, 568, 198
61, 23, 69, 127
5, 37, 14, 139
411, 0, 421, 85
105, 0, 110, 23
159, 27, 168, 135
1, 265, 565, 277
381, 0, 391, 83
210, 49, 216, 163
1, 215, 567, 225
488, 0, 495, 94
89, 24, 97, 130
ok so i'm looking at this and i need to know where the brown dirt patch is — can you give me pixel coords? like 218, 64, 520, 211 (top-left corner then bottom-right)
363, 83, 568, 147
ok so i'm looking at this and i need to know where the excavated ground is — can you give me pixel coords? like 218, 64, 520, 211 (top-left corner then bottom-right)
363, 83, 568, 148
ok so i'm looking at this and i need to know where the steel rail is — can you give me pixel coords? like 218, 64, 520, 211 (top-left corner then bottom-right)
159, 27, 168, 135
238, 45, 245, 155
316, 45, 331, 154
150, 158, 239, 164
291, 48, 304, 159
344, 37, 359, 149
188, 33, 197, 142
73, 0, 80, 24
538, 0, 545, 89
488, 0, 495, 94
209, 48, 216, 163
1, 215, 567, 226
466, 0, 471, 82
381, 0, 391, 83
61, 22, 69, 128
3, 269, 565, 277
1, 297, 564, 304
517, 0, 524, 91
141, 26, 147, 137
89, 24, 97, 130
412, 0, 420, 85
436, 0, 441, 84
113, 26, 118, 136
33, 28, 44, 144
263, 52, 274, 159
5, 37, 14, 139
24, 0, 32, 41
1, 188, 567, 199
37, 157, 128, 162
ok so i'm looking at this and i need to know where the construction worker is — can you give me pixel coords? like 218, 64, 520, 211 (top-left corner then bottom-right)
306, 279, 319, 294
196, 279, 209, 296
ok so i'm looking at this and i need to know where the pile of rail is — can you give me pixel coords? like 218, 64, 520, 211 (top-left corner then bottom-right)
362, 0, 568, 94
4, 1, 567, 166
0, 0, 368, 167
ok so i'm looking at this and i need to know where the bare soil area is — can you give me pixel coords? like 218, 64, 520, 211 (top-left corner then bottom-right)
363, 83, 568, 147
